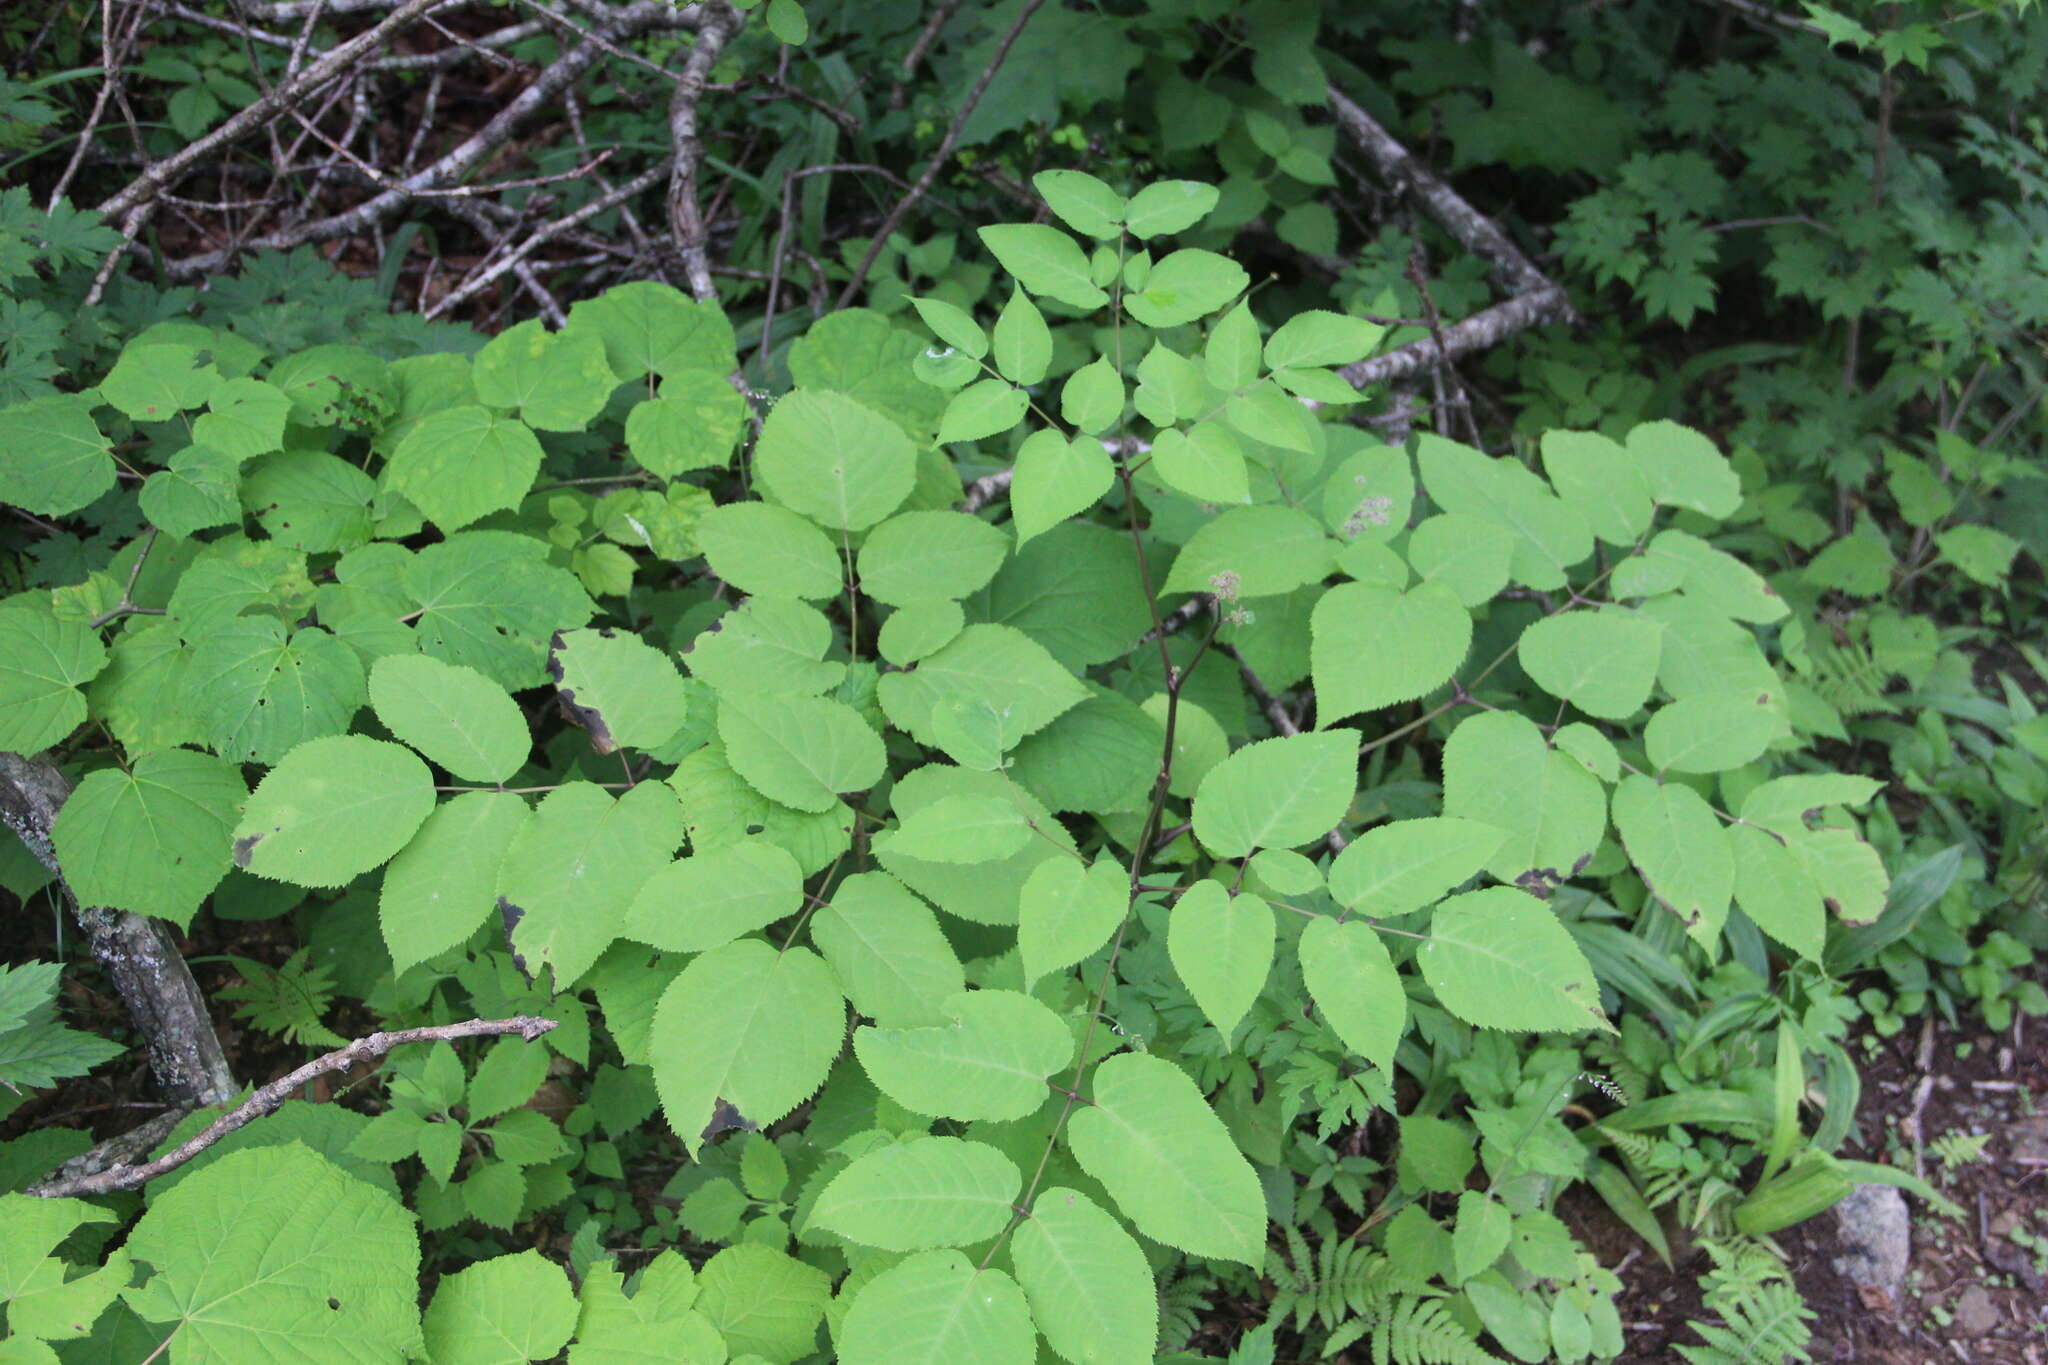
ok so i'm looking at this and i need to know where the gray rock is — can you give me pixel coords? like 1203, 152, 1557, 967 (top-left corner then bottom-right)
1829, 1182, 1910, 1309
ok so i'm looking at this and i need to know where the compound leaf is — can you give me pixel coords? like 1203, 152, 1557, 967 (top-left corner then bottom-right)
1420, 887, 1610, 1033
650, 939, 843, 1157
852, 989, 1072, 1122
1191, 731, 1356, 857
1067, 1052, 1265, 1267
1012, 1187, 1157, 1365
808, 1137, 1020, 1251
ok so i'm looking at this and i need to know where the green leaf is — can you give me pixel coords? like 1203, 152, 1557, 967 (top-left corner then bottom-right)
1151, 424, 1250, 504
561, 281, 737, 382
853, 989, 1072, 1122
123, 1146, 421, 1364
473, 319, 618, 432
1627, 420, 1740, 518
693, 502, 843, 603
0, 601, 105, 754
1453, 1193, 1512, 1284
1163, 505, 1333, 600
992, 288, 1053, 386
1033, 169, 1125, 239
1192, 731, 1357, 858
938, 378, 1029, 444
972, 520, 1153, 670
1539, 430, 1653, 547
496, 781, 683, 987
880, 792, 1030, 863
192, 378, 291, 461
1012, 1187, 1157, 1365
1644, 692, 1777, 773
717, 692, 882, 813
879, 599, 966, 665
858, 510, 1009, 605
242, 451, 375, 554
100, 343, 219, 421
385, 407, 542, 532
422, 1251, 576, 1365
52, 750, 244, 928
809, 1136, 1020, 1250
1403, 513, 1510, 606
876, 763, 1076, 925
877, 623, 1088, 754
838, 1251, 1034, 1365
668, 739, 851, 876
1263, 310, 1379, 369
1067, 1052, 1265, 1266
1321, 445, 1413, 543
379, 791, 530, 972
651, 939, 843, 1156
549, 628, 689, 753
141, 445, 242, 538
1124, 249, 1249, 328
1728, 824, 1825, 961
1060, 357, 1124, 435
1416, 434, 1593, 590
1397, 1113, 1475, 1193
624, 841, 803, 953
1440, 710, 1606, 884
1636, 529, 1788, 623
1167, 881, 1275, 1040
1204, 302, 1262, 390
1517, 609, 1663, 720
403, 532, 595, 691
625, 375, 746, 476
0, 394, 112, 517
1327, 817, 1505, 918
1611, 774, 1734, 948
694, 1243, 828, 1364
1020, 855, 1128, 986
1299, 916, 1404, 1072
232, 735, 433, 888
682, 596, 842, 697
755, 388, 916, 531
811, 871, 965, 1028
1935, 524, 2022, 587
1007, 684, 1161, 814
1123, 180, 1220, 238
1013, 429, 1113, 545
184, 619, 365, 765
911, 296, 988, 358
1420, 887, 1610, 1033
977, 224, 1108, 310
369, 653, 528, 783
1310, 581, 1470, 726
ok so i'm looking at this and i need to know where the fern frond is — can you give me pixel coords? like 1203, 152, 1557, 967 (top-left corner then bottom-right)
1675, 1279, 1814, 1365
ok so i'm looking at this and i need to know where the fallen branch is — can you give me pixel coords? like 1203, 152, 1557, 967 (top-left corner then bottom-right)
30, 1016, 559, 1197
1327, 86, 1576, 395
0, 753, 237, 1113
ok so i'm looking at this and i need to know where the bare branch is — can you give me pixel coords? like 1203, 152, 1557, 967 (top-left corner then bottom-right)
666, 0, 746, 301
96, 0, 444, 221
29, 1017, 559, 1197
